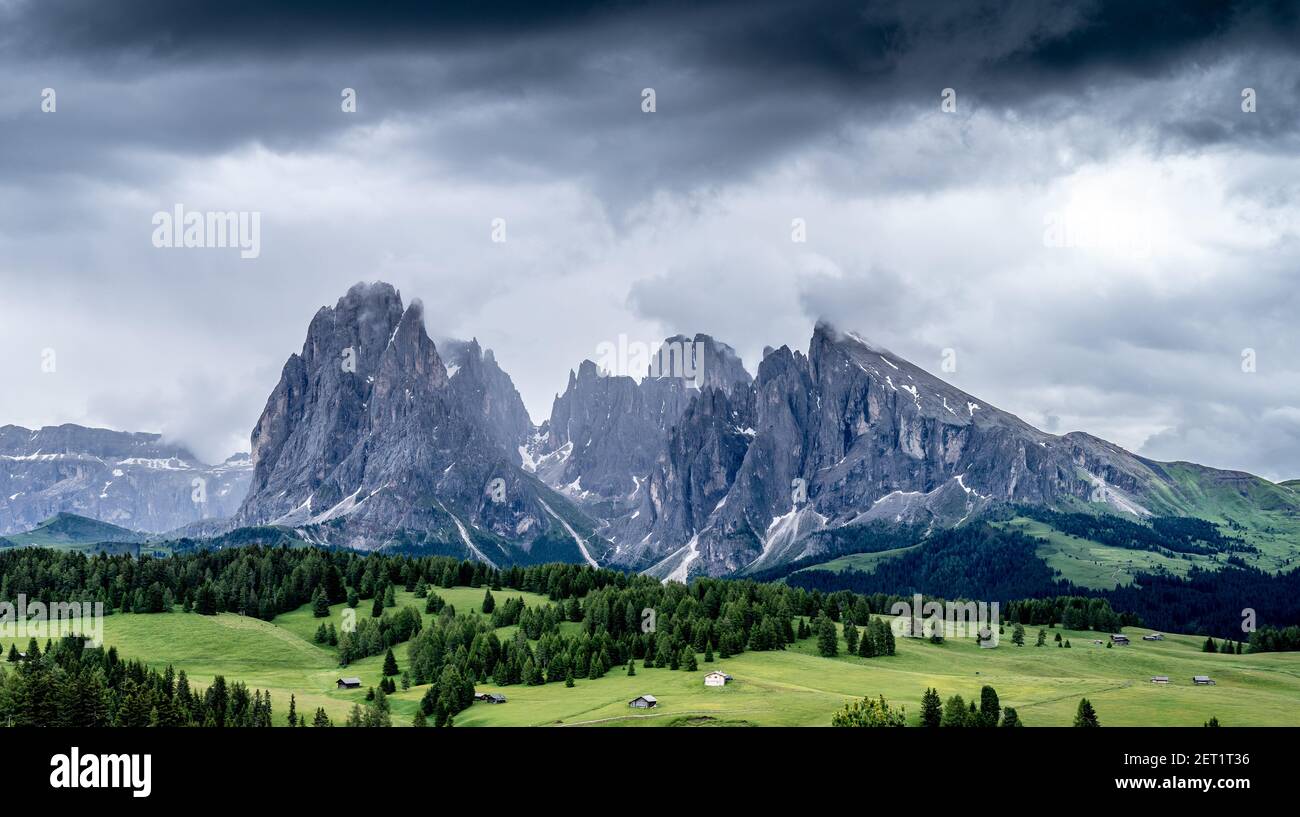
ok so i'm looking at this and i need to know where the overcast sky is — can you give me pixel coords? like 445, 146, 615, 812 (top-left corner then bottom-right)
1, 0, 1298, 480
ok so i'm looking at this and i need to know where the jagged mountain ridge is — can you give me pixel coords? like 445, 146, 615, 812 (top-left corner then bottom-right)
232, 282, 605, 567
5, 281, 1295, 581
0, 424, 251, 535
535, 322, 1300, 580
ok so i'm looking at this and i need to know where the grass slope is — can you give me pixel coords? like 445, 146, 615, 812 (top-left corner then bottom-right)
1000, 516, 1218, 590
793, 545, 921, 575
74, 586, 1300, 727
1144, 463, 1300, 570
3, 513, 149, 553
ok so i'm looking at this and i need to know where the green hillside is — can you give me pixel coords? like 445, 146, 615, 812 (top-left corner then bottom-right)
3, 512, 146, 551
793, 545, 920, 575
69, 584, 1300, 727
999, 516, 1218, 590
1142, 463, 1300, 569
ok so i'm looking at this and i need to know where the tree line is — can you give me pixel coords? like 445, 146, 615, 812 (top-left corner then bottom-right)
0, 635, 273, 727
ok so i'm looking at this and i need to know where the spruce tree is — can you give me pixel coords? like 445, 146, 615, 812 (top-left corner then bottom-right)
383, 648, 399, 677
311, 586, 330, 618
816, 615, 839, 657
843, 620, 859, 655
1073, 697, 1100, 727
482, 589, 495, 614
627, 659, 636, 676
1000, 707, 1022, 727
920, 687, 942, 728
978, 685, 1000, 727
940, 695, 967, 727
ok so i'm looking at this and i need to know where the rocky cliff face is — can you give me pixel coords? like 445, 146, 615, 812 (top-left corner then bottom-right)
0, 425, 250, 535
531, 322, 1267, 580
527, 334, 751, 499
234, 282, 605, 566
7, 281, 1290, 578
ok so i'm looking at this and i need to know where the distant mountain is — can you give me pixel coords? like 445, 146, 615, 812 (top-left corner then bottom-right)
8, 282, 1295, 582
233, 282, 607, 566
2, 512, 145, 548
530, 321, 1300, 580
524, 333, 749, 500
0, 425, 252, 535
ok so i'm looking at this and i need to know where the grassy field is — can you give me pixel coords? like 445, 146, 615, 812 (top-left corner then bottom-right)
75, 585, 1300, 727
792, 545, 920, 575
999, 516, 1217, 590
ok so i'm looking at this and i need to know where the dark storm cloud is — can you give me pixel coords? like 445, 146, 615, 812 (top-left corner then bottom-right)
5, 0, 1298, 195
2, 0, 1299, 478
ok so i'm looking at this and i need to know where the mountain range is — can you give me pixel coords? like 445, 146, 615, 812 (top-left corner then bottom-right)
5, 280, 1298, 580
0, 425, 251, 536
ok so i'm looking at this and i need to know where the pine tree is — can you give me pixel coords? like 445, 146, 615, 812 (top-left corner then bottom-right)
1000, 707, 1022, 727
311, 586, 330, 618
940, 695, 967, 727
346, 587, 359, 608
921, 687, 942, 728
383, 648, 399, 677
816, 615, 838, 657
287, 694, 298, 727
859, 625, 877, 658
1036, 628, 1046, 647
412, 709, 427, 727
1203, 637, 1218, 653
371, 592, 385, 618
843, 620, 859, 655
978, 685, 1000, 727
565, 669, 575, 688
313, 707, 332, 727
1204, 716, 1220, 727
1011, 623, 1025, 646
627, 659, 636, 676
683, 649, 698, 672
704, 642, 714, 663
1073, 697, 1100, 727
